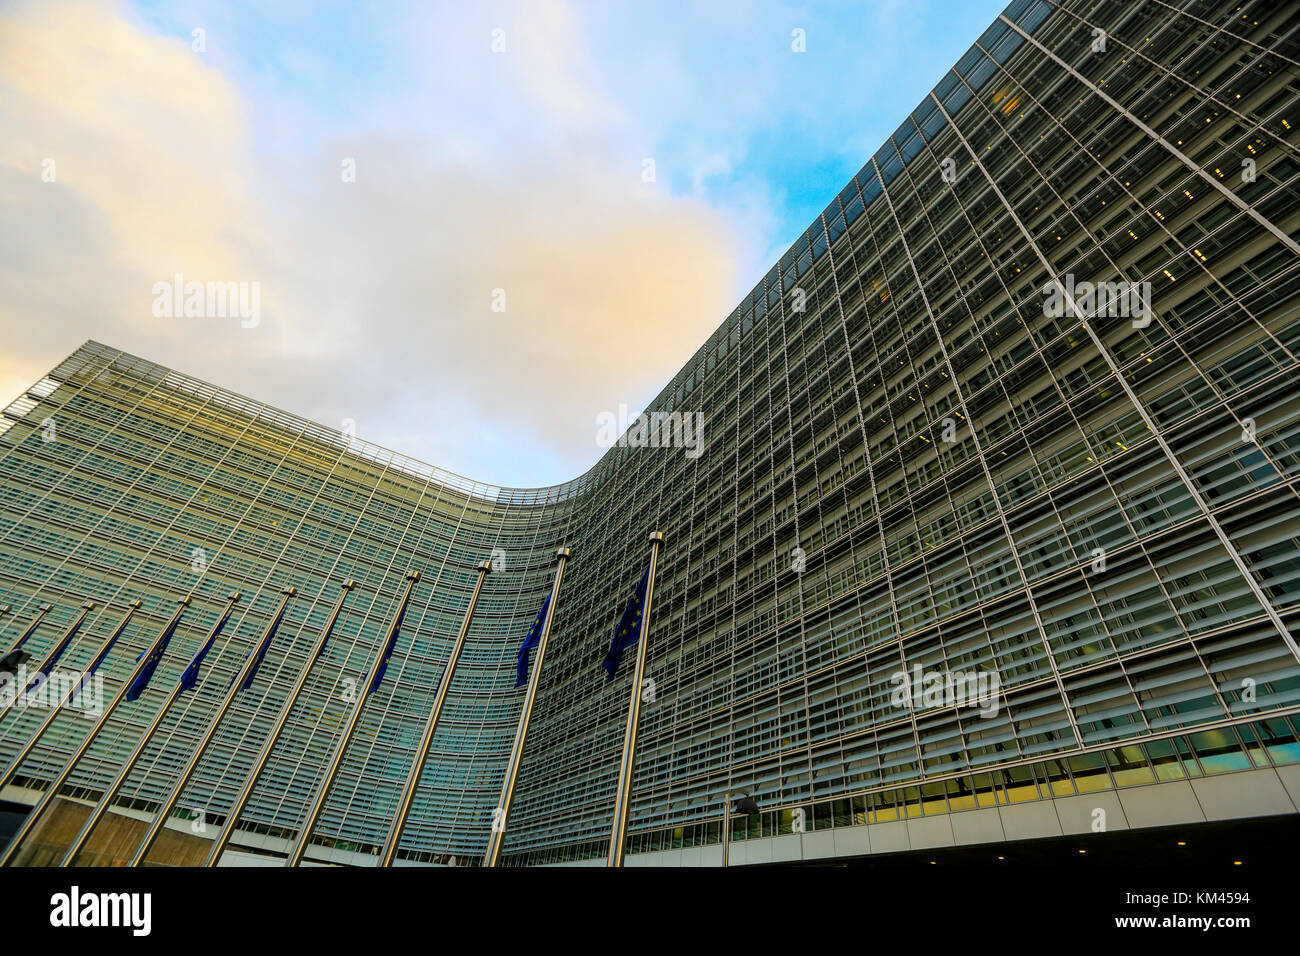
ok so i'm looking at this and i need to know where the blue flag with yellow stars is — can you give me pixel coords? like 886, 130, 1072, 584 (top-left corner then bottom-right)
369, 594, 415, 694
178, 608, 234, 692
515, 594, 551, 688
126, 611, 185, 701
233, 603, 290, 692
603, 569, 649, 682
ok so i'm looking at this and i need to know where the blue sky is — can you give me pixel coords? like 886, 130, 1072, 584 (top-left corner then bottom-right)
126, 0, 1009, 283
1, 0, 1009, 486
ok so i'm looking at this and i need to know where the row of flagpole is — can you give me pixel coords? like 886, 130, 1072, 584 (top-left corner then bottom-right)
483, 530, 664, 867
0, 529, 665, 867
284, 572, 420, 866
483, 547, 570, 866
607, 531, 663, 866
133, 587, 298, 867
0, 582, 377, 866
379, 560, 491, 866
203, 580, 354, 865
0, 602, 86, 727
59, 593, 242, 866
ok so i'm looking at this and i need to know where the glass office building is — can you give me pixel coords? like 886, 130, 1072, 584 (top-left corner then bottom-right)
2, 0, 1299, 866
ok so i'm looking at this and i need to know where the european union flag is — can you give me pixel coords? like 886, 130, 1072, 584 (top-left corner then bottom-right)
236, 604, 289, 692
603, 569, 649, 682
177, 608, 233, 692
126, 612, 185, 701
370, 594, 415, 695
515, 594, 551, 688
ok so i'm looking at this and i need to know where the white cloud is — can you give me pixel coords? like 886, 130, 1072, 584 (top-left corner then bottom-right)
0, 0, 743, 486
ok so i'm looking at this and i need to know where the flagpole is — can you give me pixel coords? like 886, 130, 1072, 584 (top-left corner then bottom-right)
0, 603, 53, 672
58, 592, 242, 866
126, 587, 296, 867
285, 571, 420, 867
379, 560, 490, 867
0, 601, 142, 788
0, 597, 189, 867
0, 602, 94, 725
722, 794, 730, 867
10, 603, 53, 647
30, 602, 94, 674
483, 546, 570, 868
606, 530, 664, 867
200, 581, 355, 867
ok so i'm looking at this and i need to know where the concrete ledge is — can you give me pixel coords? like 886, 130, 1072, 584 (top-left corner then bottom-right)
869, 819, 910, 853
907, 814, 956, 850
771, 833, 802, 862
1190, 768, 1295, 820
1117, 780, 1204, 829
609, 766, 1300, 867
801, 829, 835, 860
1276, 764, 1300, 809
1054, 792, 1129, 835
832, 824, 871, 857
949, 807, 1005, 845
998, 801, 1063, 841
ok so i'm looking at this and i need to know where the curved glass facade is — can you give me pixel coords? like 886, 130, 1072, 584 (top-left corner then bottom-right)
2, 0, 1299, 865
